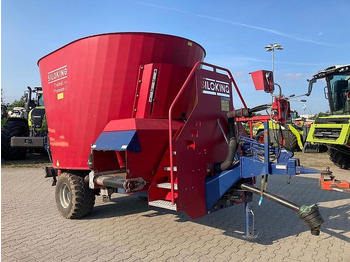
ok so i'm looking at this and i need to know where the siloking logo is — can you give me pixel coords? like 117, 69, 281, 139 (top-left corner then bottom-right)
48, 65, 67, 84
201, 77, 230, 98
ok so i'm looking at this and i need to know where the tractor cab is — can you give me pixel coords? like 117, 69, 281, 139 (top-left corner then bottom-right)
25, 87, 46, 136
308, 65, 350, 115
328, 73, 350, 114
24, 86, 44, 110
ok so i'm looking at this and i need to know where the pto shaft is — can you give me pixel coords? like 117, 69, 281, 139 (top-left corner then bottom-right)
240, 183, 324, 235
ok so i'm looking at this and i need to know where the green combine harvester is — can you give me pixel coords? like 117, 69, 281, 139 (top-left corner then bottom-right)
306, 65, 350, 169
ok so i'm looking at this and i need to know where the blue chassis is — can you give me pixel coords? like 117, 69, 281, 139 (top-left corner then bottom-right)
205, 122, 319, 238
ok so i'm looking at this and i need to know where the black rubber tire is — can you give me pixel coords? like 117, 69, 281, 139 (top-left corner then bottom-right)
282, 130, 299, 152
1, 120, 29, 160
55, 173, 95, 219
328, 146, 350, 170
256, 129, 299, 151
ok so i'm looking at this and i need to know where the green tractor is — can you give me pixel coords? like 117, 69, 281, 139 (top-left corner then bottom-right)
305, 65, 350, 169
1, 86, 48, 160
254, 111, 309, 152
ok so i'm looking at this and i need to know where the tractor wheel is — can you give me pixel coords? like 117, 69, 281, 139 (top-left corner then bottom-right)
256, 129, 299, 151
282, 130, 299, 152
55, 172, 95, 219
1, 120, 29, 160
328, 146, 350, 170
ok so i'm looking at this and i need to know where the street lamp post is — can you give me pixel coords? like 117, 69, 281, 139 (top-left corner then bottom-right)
264, 43, 283, 75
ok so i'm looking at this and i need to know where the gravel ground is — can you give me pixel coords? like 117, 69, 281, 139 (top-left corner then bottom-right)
294, 152, 349, 181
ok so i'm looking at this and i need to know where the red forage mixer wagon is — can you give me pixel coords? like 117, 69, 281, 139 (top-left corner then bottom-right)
39, 33, 323, 238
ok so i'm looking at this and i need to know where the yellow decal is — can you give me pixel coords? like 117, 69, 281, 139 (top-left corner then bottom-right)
187, 41, 193, 47
57, 92, 64, 100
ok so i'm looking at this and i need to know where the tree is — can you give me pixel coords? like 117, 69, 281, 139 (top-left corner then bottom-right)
312, 111, 330, 119
7, 95, 26, 110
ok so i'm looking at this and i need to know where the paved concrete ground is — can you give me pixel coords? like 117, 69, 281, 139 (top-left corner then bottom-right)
2, 155, 350, 261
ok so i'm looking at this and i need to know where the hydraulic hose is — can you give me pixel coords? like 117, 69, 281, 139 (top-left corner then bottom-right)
217, 118, 238, 172
218, 102, 272, 172
226, 104, 271, 118
220, 138, 238, 171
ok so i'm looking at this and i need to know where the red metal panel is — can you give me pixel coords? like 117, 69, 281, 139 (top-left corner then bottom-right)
148, 145, 178, 201
174, 68, 234, 219
103, 118, 183, 132
135, 63, 193, 119
135, 64, 155, 118
150, 64, 193, 119
38, 33, 205, 169
92, 118, 184, 190
250, 70, 274, 93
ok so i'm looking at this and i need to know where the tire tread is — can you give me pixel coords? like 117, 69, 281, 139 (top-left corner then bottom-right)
55, 172, 95, 219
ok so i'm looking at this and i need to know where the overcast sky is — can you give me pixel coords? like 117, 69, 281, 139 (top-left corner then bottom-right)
2, 0, 350, 114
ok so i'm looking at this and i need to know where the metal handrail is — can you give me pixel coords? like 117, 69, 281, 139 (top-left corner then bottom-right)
168, 61, 247, 204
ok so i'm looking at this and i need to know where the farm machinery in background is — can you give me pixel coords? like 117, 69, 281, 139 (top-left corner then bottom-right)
253, 111, 313, 152
40, 33, 324, 239
319, 167, 350, 193
1, 104, 8, 120
305, 65, 350, 169
1, 86, 48, 160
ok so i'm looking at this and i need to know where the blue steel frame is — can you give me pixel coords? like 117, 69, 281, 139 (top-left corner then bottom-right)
205, 122, 319, 238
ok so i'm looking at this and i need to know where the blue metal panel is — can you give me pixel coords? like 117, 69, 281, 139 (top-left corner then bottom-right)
241, 157, 266, 178
287, 158, 296, 175
270, 164, 288, 175
277, 149, 294, 164
92, 130, 141, 152
296, 166, 319, 174
205, 166, 241, 211
241, 156, 308, 177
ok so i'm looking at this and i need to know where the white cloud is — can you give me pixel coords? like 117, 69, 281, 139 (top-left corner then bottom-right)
232, 71, 246, 77
130, 1, 338, 47
284, 73, 305, 80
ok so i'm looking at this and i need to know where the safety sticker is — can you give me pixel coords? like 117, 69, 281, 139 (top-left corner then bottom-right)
221, 97, 230, 112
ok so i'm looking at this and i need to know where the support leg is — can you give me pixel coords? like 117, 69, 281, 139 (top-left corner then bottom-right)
243, 191, 258, 239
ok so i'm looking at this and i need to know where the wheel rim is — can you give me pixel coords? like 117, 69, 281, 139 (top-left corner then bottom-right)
60, 184, 71, 208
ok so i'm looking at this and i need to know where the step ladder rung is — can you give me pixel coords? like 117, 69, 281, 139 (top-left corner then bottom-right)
157, 183, 178, 190
149, 200, 177, 211
164, 166, 177, 172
